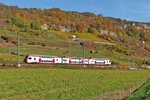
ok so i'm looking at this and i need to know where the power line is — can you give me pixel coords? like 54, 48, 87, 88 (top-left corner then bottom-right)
88, 0, 101, 14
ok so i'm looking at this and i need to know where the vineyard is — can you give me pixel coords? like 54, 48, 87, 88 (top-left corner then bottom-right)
0, 28, 148, 67
0, 4, 150, 66
0, 68, 149, 99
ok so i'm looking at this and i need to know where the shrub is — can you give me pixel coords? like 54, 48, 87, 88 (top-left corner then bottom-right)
1, 36, 16, 43
30, 22, 41, 30
87, 27, 98, 34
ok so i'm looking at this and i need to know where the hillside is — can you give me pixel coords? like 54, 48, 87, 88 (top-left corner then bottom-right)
0, 3, 150, 66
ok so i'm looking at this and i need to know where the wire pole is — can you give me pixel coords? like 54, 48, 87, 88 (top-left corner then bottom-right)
17, 34, 20, 67
83, 45, 86, 67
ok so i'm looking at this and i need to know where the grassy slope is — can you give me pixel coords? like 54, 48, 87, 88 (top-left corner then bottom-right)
127, 79, 150, 100
0, 69, 149, 99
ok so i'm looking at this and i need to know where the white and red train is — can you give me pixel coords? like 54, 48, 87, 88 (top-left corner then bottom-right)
24, 54, 111, 65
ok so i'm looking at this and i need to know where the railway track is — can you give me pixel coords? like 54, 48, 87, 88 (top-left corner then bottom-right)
0, 63, 116, 69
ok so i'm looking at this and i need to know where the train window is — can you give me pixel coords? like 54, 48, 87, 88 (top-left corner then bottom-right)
34, 58, 36, 60
96, 62, 104, 64
63, 59, 67, 61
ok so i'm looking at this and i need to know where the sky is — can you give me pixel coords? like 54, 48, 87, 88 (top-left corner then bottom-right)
0, 0, 150, 22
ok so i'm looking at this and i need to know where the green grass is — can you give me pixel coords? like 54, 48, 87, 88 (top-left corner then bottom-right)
0, 69, 149, 99
126, 79, 150, 100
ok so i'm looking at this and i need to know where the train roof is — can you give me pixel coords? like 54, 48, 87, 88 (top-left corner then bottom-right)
27, 54, 56, 57
95, 58, 110, 60
26, 54, 110, 60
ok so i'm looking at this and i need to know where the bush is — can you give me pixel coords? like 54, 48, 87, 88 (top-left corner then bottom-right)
10, 17, 30, 29
30, 22, 41, 30
11, 52, 16, 55
41, 43, 46, 46
1, 36, 16, 43
87, 27, 98, 34
28, 42, 36, 45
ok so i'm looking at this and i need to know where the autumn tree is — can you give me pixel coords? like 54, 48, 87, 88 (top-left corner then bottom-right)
76, 23, 87, 33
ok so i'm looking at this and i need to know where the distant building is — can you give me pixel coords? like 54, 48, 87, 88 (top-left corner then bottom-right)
70, 35, 76, 41
41, 24, 48, 30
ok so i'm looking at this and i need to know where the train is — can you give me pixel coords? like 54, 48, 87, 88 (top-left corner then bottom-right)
24, 54, 111, 65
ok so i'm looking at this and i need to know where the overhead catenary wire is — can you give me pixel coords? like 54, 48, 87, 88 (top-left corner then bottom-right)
88, 0, 101, 15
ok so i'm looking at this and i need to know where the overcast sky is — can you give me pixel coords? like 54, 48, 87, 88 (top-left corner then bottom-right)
0, 0, 150, 22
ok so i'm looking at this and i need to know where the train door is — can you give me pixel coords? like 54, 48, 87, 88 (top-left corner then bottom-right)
62, 58, 70, 64
89, 59, 96, 64
104, 60, 111, 65
83, 59, 89, 65
54, 57, 62, 64
34, 57, 40, 63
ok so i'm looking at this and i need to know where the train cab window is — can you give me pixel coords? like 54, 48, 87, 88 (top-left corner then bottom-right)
28, 57, 32, 60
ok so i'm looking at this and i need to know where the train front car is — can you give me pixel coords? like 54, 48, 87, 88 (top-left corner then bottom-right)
24, 55, 40, 64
